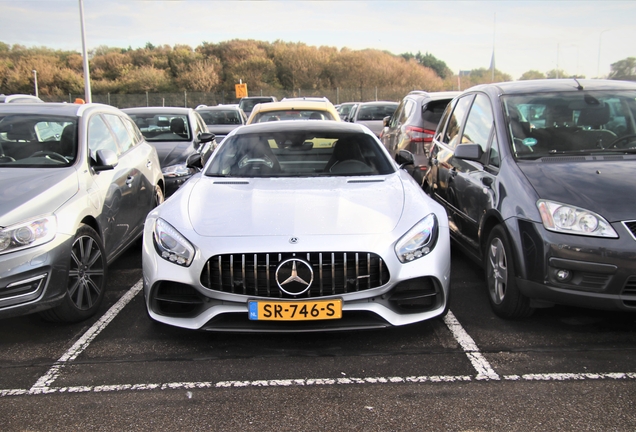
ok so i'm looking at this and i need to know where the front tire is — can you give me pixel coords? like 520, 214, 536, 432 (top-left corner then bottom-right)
484, 225, 533, 319
153, 184, 164, 208
40, 225, 107, 323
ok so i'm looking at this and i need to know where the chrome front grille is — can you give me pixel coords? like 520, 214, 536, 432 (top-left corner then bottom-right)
200, 252, 390, 298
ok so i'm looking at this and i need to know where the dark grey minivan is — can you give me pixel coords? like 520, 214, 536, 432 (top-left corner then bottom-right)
425, 79, 636, 318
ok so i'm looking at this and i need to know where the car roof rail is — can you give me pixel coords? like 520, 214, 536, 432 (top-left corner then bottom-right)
407, 90, 430, 96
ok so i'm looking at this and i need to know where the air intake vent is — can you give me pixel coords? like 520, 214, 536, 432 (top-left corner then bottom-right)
622, 221, 636, 241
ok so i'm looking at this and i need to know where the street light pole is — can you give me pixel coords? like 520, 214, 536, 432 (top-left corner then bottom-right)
597, 29, 610, 79
32, 70, 38, 97
78, 0, 92, 102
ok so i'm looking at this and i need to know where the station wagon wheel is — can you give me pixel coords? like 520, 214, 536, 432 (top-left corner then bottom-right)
484, 225, 533, 319
153, 184, 164, 208
40, 225, 106, 323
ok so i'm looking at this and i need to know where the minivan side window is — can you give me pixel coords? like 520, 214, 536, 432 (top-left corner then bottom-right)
443, 95, 473, 148
460, 94, 494, 155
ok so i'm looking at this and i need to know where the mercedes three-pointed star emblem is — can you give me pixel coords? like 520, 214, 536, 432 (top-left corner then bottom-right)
275, 258, 314, 296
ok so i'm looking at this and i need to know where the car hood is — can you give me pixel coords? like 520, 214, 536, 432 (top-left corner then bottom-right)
187, 176, 405, 237
151, 141, 196, 167
0, 168, 78, 226
517, 159, 636, 222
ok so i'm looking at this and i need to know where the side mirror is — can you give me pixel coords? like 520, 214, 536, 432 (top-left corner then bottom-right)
395, 149, 414, 167
93, 149, 118, 171
199, 132, 216, 143
186, 152, 203, 169
453, 143, 484, 161
383, 116, 391, 127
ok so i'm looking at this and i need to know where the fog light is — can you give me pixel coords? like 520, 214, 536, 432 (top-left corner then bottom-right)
556, 269, 571, 282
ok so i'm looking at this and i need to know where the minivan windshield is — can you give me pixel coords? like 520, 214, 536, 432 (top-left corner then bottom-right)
503, 90, 636, 159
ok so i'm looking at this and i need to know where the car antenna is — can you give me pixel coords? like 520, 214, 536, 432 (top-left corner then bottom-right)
573, 78, 584, 91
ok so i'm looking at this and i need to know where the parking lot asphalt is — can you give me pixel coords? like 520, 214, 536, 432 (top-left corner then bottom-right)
0, 245, 635, 430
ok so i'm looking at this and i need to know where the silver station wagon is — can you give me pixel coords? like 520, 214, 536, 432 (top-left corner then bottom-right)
0, 103, 164, 322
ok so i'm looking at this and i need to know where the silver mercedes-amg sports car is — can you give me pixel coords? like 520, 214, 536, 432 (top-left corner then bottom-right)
142, 120, 450, 332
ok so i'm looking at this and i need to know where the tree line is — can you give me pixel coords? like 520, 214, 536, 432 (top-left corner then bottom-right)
1, 39, 633, 100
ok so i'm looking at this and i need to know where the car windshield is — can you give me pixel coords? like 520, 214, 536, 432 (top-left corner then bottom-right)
127, 113, 192, 142
251, 110, 335, 123
206, 130, 395, 178
503, 90, 636, 159
198, 110, 242, 125
357, 104, 397, 121
0, 114, 77, 167
239, 98, 272, 112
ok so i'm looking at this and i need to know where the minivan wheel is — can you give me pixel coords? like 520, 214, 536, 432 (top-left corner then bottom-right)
484, 225, 533, 319
40, 225, 106, 323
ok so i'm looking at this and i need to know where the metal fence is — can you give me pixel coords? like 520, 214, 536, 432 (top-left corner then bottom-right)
39, 87, 427, 108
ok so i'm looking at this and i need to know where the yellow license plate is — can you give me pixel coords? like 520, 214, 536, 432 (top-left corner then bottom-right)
248, 299, 342, 321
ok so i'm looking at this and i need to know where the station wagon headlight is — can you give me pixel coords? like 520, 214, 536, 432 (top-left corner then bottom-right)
0, 215, 57, 255
162, 164, 196, 178
537, 200, 618, 238
153, 218, 195, 266
395, 214, 438, 263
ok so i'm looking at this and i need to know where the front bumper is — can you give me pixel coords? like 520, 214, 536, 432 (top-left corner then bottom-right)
514, 218, 636, 311
142, 226, 452, 332
0, 234, 73, 319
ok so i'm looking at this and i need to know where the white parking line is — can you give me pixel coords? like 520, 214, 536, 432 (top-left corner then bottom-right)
29, 279, 144, 393
0, 283, 632, 398
3, 373, 636, 397
443, 311, 500, 380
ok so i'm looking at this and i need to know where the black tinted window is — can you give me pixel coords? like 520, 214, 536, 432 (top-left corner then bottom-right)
443, 95, 473, 148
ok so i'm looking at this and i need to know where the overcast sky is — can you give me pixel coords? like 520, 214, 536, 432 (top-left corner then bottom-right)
1, 0, 634, 80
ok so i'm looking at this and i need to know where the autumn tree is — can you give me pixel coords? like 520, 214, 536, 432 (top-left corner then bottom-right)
609, 57, 636, 81
403, 51, 452, 79
199, 40, 280, 94
519, 70, 546, 80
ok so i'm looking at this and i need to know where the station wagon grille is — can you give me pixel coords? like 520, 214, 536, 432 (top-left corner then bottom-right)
200, 252, 390, 298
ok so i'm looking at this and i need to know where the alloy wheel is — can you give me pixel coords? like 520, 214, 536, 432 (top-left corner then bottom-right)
68, 234, 105, 310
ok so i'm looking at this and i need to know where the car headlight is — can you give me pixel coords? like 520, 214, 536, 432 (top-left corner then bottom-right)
0, 215, 57, 255
153, 218, 195, 266
395, 214, 438, 263
162, 164, 197, 178
537, 200, 618, 238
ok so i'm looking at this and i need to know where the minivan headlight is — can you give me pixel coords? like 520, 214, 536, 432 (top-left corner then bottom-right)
395, 214, 438, 263
537, 200, 618, 238
0, 215, 57, 255
153, 218, 195, 266
162, 164, 196, 178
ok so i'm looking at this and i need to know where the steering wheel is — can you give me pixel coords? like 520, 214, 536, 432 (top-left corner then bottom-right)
329, 159, 373, 174
607, 134, 636, 149
30, 151, 68, 163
